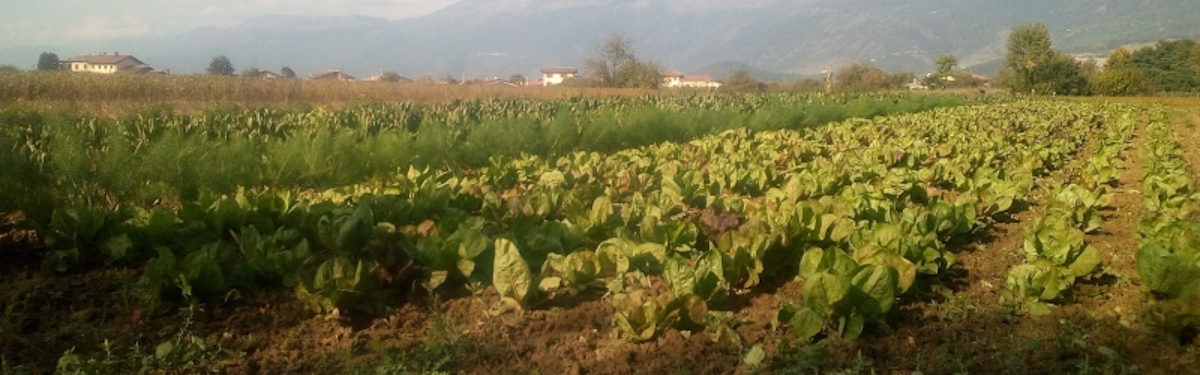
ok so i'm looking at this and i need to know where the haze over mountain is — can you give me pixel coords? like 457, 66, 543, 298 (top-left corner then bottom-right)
4, 0, 1199, 79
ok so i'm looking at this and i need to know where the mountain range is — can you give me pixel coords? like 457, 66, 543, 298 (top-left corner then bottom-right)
8, 0, 1200, 80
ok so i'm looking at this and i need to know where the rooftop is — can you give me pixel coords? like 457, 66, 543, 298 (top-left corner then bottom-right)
308, 70, 356, 80
62, 53, 141, 65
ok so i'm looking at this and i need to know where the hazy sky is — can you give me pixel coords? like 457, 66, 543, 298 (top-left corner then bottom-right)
1, 0, 460, 45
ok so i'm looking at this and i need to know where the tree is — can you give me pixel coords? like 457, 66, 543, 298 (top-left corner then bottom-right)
37, 52, 59, 71
767, 78, 824, 93
1091, 68, 1148, 96
1193, 41, 1200, 74
1079, 59, 1100, 79
585, 34, 638, 86
1107, 47, 1131, 70
935, 54, 957, 75
583, 59, 612, 86
1002, 23, 1087, 94
599, 34, 635, 81
835, 63, 893, 92
1004, 23, 1053, 92
0, 65, 19, 73
722, 69, 761, 92
207, 56, 235, 76
1125, 39, 1200, 92
1030, 53, 1090, 95
281, 67, 296, 79
613, 60, 662, 88
509, 74, 526, 85
240, 67, 264, 78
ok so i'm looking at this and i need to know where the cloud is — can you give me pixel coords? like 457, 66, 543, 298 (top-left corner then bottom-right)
1, 0, 459, 45
196, 0, 459, 20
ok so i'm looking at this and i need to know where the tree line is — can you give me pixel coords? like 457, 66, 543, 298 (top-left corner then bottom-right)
206, 56, 299, 79
20, 25, 1200, 96
999, 23, 1200, 96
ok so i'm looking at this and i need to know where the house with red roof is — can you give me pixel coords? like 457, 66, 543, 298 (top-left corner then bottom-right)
662, 70, 722, 89
60, 53, 155, 74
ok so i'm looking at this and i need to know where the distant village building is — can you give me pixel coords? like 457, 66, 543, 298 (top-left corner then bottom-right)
308, 70, 356, 81
258, 71, 283, 80
482, 78, 519, 87
1073, 55, 1108, 70
363, 73, 413, 83
60, 53, 155, 74
905, 78, 929, 90
661, 70, 722, 89
970, 74, 994, 87
540, 67, 577, 86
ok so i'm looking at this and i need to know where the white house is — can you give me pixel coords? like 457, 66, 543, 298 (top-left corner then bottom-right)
905, 78, 929, 91
540, 67, 577, 86
60, 53, 154, 74
662, 70, 722, 89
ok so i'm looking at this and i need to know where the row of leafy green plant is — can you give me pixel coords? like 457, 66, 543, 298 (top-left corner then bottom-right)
772, 104, 1131, 341
0, 93, 973, 225
29, 101, 1134, 346
1002, 109, 1136, 314
1136, 109, 1200, 342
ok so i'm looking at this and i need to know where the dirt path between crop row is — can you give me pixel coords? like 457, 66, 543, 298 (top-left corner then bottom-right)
1173, 109, 1200, 177
1073, 118, 1147, 326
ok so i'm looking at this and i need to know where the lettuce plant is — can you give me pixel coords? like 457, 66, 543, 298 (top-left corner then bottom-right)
608, 272, 706, 342
778, 248, 899, 341
41, 205, 132, 272
1004, 199, 1100, 311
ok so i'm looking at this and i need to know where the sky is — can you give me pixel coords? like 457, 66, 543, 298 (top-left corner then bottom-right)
0, 0, 460, 46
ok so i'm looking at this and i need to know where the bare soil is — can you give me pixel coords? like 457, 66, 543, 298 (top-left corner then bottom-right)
1173, 109, 1200, 177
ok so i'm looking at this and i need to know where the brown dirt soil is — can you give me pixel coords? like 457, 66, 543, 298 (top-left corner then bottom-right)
0, 212, 38, 262
0, 267, 147, 369
1172, 109, 1200, 177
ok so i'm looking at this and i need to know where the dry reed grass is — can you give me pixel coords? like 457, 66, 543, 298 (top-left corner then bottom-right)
0, 71, 654, 116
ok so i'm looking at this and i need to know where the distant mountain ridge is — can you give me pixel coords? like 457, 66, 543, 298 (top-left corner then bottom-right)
11, 0, 1200, 79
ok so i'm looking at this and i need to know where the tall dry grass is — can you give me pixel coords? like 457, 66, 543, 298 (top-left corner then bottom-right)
0, 71, 653, 115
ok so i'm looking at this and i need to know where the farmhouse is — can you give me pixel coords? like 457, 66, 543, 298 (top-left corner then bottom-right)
308, 70, 356, 81
540, 67, 577, 86
60, 53, 154, 74
662, 70, 722, 89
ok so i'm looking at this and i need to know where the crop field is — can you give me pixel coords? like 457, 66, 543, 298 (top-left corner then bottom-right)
1, 90, 1199, 374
